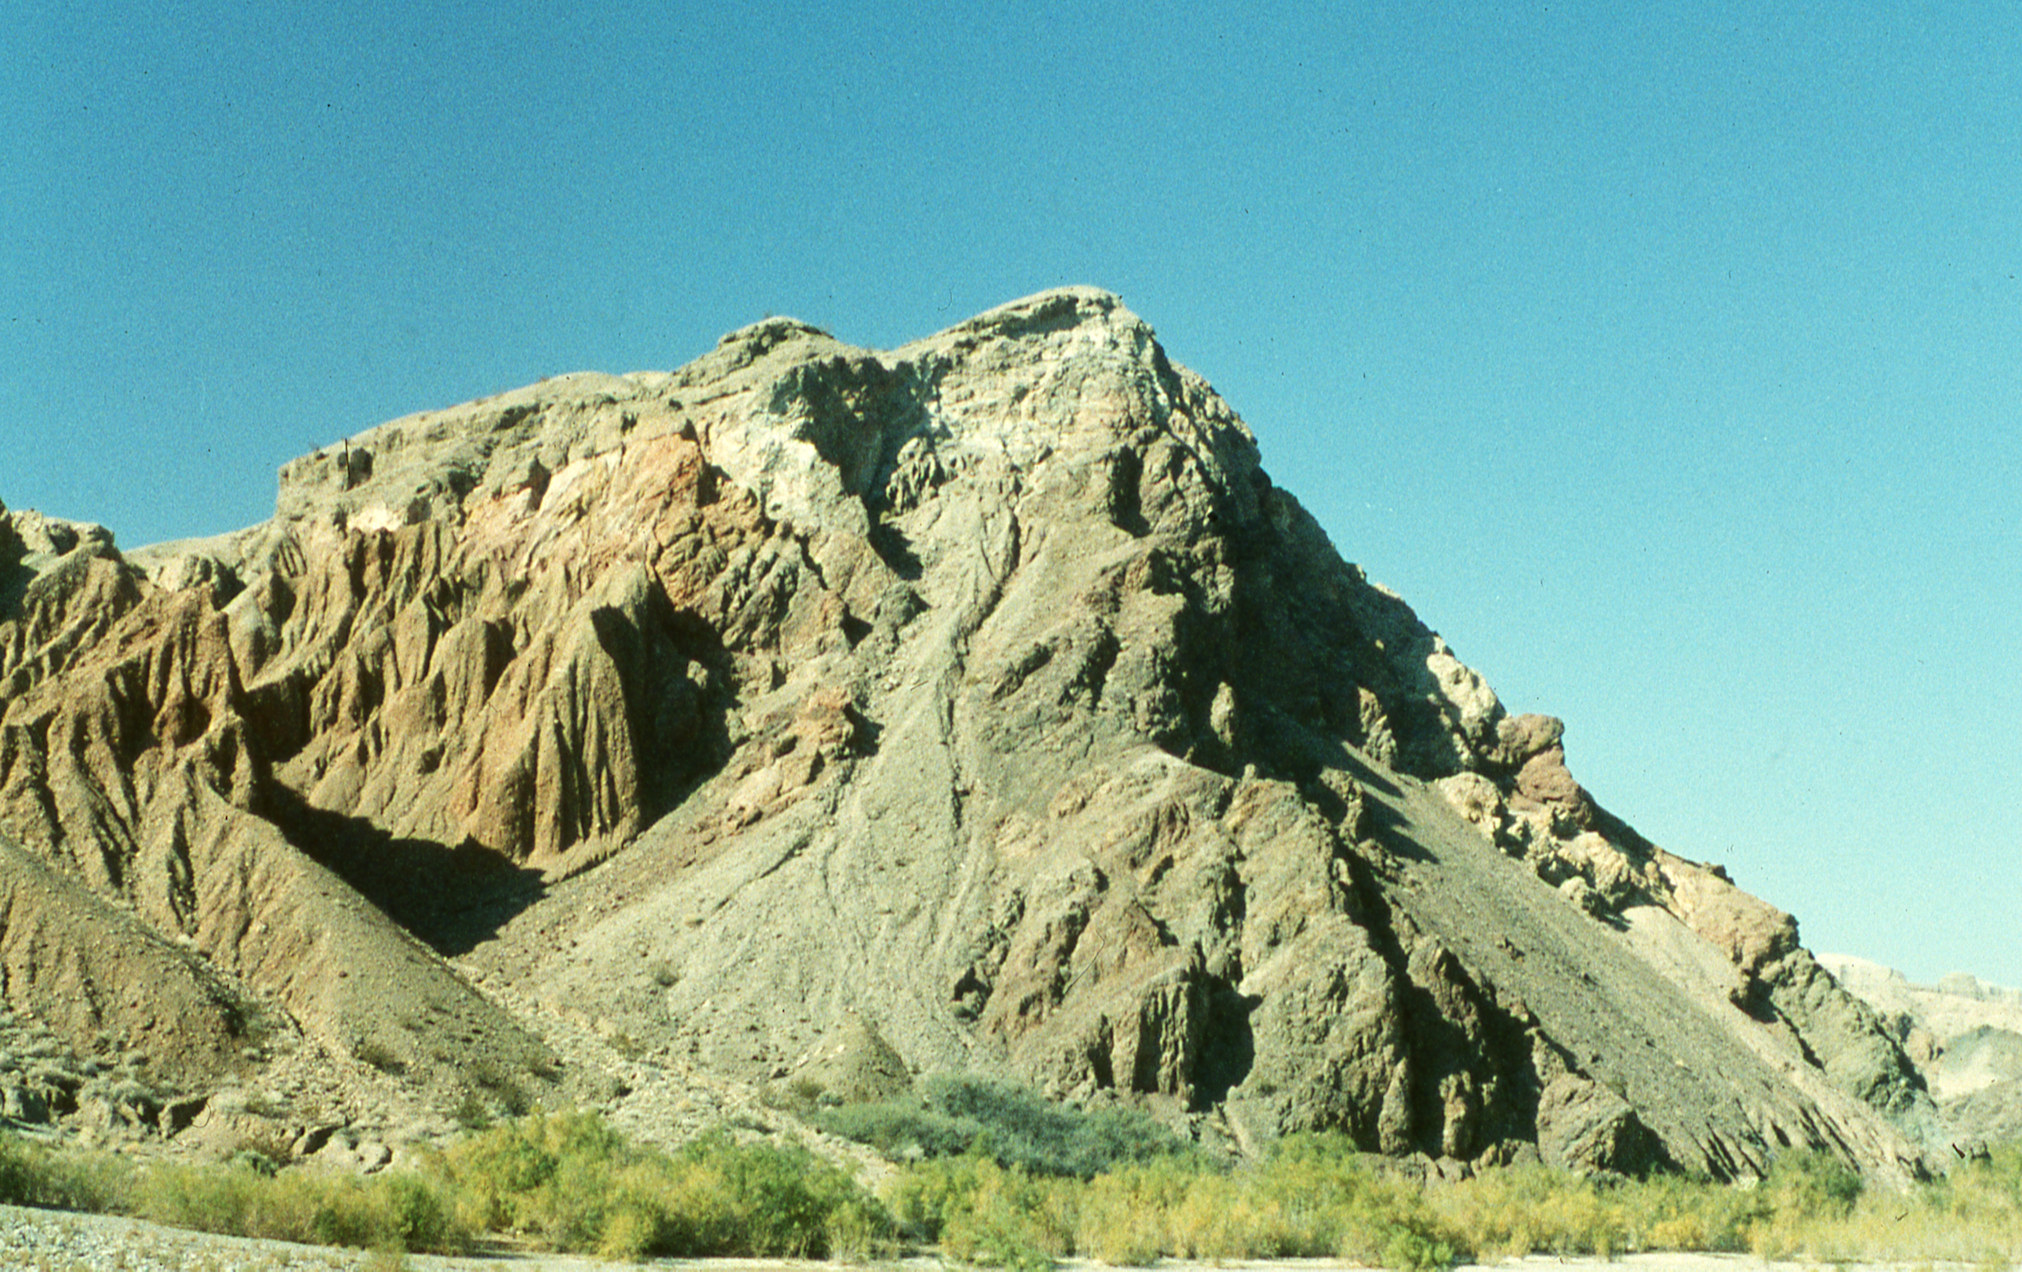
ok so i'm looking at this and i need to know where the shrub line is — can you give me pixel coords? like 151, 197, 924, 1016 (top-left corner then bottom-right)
1, 1098, 2019, 1270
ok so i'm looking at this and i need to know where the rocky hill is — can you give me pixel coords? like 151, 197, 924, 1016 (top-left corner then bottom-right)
1821, 954, 2022, 1147
0, 288, 1948, 1181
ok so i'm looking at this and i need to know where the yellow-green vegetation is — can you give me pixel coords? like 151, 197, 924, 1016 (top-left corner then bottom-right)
433, 1110, 887, 1259
3, 1112, 2022, 1269
887, 1137, 1460, 1272
881, 1136, 2022, 1271
0, 1132, 466, 1253
136, 1159, 463, 1252
0, 1134, 136, 1215
0, 1111, 887, 1260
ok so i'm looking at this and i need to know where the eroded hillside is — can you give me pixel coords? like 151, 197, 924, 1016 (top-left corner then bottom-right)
0, 288, 1948, 1180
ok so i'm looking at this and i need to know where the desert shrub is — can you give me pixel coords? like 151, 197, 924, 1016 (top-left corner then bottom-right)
0, 1131, 460, 1252
1942, 1142, 2022, 1227
1435, 1148, 2017, 1265
136, 1160, 260, 1237
230, 1125, 300, 1175
1746, 1145, 2022, 1265
372, 1171, 466, 1253
1737, 1148, 1867, 1259
1608, 1169, 1767, 1252
937, 1076, 1198, 1176
136, 1159, 466, 1253
435, 1107, 628, 1241
607, 1032, 646, 1059
1764, 1148, 1864, 1218
1075, 1158, 1210, 1265
761, 1075, 832, 1114
0, 1135, 135, 1213
889, 1133, 1463, 1271
888, 1152, 983, 1241
19, 1116, 2022, 1269
449, 1088, 494, 1131
463, 1056, 531, 1117
820, 1076, 1197, 1178
671, 1130, 892, 1257
52, 1151, 138, 1214
1433, 1164, 1636, 1257
1433, 1154, 1877, 1261
816, 1098, 978, 1159
889, 1154, 1077, 1269
0, 1138, 31, 1206
433, 1110, 889, 1258
352, 1037, 405, 1074
1251, 1134, 1464, 1269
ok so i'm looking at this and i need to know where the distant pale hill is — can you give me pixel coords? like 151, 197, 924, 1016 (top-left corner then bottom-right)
1821, 954, 2022, 1145
0, 289, 1952, 1180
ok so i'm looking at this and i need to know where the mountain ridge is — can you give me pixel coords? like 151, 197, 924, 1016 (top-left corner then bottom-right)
0, 288, 1945, 1181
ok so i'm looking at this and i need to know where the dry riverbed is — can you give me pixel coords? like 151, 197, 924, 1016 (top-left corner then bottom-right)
0, 1209, 1991, 1272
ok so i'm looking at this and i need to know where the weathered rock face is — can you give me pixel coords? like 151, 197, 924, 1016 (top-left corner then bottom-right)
0, 290, 1943, 1178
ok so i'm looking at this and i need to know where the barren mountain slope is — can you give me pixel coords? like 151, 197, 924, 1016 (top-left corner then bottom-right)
0, 288, 1940, 1179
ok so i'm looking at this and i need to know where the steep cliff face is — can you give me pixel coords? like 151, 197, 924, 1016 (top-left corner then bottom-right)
0, 290, 1940, 1178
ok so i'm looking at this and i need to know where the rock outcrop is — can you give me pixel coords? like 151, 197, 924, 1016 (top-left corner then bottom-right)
0, 289, 1941, 1179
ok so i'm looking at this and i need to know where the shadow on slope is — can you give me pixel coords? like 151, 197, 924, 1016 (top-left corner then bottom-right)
262, 784, 545, 957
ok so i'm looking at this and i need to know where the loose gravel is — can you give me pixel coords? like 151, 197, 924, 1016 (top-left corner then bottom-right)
0, 1201, 620, 1271
0, 1204, 1979, 1272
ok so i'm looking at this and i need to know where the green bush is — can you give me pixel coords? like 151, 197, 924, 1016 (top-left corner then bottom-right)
1249, 1134, 1466, 1268
673, 1130, 891, 1256
0, 1137, 136, 1213
136, 1160, 466, 1253
814, 1099, 980, 1160
1762, 1148, 1863, 1218
11, 1117, 2022, 1269
1609, 1168, 1766, 1252
887, 1132, 1466, 1271
434, 1110, 891, 1259
818, 1076, 1198, 1178
1732, 1149, 1868, 1259
889, 1155, 1076, 1269
375, 1172, 465, 1253
0, 1138, 29, 1206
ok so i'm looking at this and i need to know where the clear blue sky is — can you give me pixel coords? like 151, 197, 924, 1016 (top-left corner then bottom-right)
5, 2, 2018, 983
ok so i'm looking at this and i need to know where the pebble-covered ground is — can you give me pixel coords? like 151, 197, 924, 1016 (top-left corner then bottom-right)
0, 1209, 1979, 1272
0, 1201, 658, 1270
